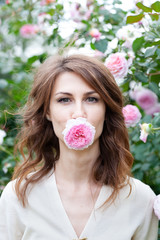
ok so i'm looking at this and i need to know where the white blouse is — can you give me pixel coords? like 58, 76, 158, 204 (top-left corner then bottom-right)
0, 173, 158, 240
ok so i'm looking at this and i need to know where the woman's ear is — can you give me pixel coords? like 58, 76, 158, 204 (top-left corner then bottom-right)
46, 113, 51, 121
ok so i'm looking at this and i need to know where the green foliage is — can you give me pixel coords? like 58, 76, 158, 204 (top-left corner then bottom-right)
126, 13, 145, 24
136, 2, 152, 12
130, 114, 160, 194
127, 0, 160, 22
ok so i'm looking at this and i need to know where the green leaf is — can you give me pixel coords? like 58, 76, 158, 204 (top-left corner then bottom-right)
132, 163, 142, 172
150, 74, 160, 84
56, 4, 63, 11
141, 163, 151, 171
27, 56, 39, 65
90, 42, 96, 50
149, 13, 159, 21
5, 137, 14, 147
47, 9, 55, 16
132, 36, 144, 52
134, 72, 148, 83
100, 9, 111, 21
156, 48, 160, 56
126, 13, 144, 24
144, 46, 157, 57
151, 1, 160, 12
94, 39, 108, 53
136, 2, 152, 12
149, 82, 160, 96
153, 40, 160, 46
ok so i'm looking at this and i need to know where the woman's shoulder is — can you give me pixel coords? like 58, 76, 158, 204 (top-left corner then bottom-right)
128, 177, 156, 203
0, 180, 19, 209
130, 177, 155, 194
1, 180, 16, 198
0, 170, 55, 202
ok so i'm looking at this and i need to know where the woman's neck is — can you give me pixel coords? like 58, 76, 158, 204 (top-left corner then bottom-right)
55, 141, 100, 185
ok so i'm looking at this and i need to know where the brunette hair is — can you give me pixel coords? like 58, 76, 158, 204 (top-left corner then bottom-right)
13, 54, 133, 206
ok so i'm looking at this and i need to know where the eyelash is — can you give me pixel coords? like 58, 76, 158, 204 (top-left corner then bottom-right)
57, 98, 71, 103
57, 97, 99, 103
86, 97, 99, 103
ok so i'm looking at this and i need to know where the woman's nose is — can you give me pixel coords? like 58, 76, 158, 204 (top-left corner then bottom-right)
71, 102, 87, 119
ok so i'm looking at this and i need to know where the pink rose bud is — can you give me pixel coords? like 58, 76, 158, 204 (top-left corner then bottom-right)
105, 53, 128, 80
20, 24, 39, 38
122, 104, 142, 128
153, 194, 160, 220
89, 28, 101, 41
139, 123, 152, 143
62, 117, 96, 150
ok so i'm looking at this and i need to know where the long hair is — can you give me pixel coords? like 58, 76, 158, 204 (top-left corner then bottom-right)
13, 54, 133, 206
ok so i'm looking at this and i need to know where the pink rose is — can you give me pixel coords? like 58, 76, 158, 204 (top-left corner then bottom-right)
20, 24, 38, 38
139, 123, 152, 143
105, 53, 128, 80
122, 104, 142, 128
62, 117, 96, 150
130, 87, 158, 112
89, 28, 101, 41
145, 103, 160, 116
153, 194, 160, 220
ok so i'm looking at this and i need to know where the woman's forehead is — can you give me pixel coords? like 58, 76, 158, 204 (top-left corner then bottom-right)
52, 71, 96, 93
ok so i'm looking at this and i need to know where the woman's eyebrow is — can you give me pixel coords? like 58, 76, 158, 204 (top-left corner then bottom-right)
55, 91, 97, 96
55, 92, 72, 96
84, 91, 97, 96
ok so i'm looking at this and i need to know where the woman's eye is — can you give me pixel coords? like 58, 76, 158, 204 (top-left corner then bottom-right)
57, 98, 71, 103
86, 97, 98, 103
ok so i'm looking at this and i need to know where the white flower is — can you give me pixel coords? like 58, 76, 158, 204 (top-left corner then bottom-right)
116, 24, 143, 49
2, 163, 12, 174
0, 129, 6, 145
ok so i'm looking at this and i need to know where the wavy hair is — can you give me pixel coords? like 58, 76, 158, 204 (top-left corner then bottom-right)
13, 54, 133, 206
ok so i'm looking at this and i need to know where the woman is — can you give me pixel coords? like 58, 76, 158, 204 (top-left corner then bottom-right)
0, 54, 158, 240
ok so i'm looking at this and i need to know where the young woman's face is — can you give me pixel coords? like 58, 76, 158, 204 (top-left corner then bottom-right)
48, 72, 106, 148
